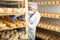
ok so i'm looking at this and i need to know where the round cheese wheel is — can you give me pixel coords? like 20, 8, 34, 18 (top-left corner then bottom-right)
44, 13, 48, 17
0, 23, 6, 29
12, 8, 17, 13
7, 8, 12, 13
4, 8, 8, 12
56, 1, 60, 4
48, 2, 51, 4
48, 14, 52, 18
52, 1, 55, 4
41, 2, 44, 4
9, 23, 16, 28
44, 2, 47, 4
0, 8, 4, 13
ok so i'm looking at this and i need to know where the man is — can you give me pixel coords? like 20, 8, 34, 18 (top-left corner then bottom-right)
28, 2, 41, 40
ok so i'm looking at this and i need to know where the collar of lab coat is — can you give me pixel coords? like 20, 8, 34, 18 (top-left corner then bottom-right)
30, 11, 39, 20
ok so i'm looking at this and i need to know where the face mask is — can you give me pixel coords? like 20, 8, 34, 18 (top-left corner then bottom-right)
28, 10, 34, 14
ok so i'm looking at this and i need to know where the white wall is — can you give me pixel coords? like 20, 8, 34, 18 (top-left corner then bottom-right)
38, 5, 60, 13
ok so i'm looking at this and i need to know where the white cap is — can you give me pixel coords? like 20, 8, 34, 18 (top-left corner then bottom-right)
28, 2, 38, 10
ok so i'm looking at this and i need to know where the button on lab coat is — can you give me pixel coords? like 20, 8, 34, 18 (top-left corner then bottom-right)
28, 11, 41, 40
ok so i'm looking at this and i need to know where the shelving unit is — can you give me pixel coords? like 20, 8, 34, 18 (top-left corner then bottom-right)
29, 0, 60, 40
0, 0, 28, 40
38, 21, 60, 32
36, 28, 60, 40
40, 12, 60, 19
36, 1, 60, 5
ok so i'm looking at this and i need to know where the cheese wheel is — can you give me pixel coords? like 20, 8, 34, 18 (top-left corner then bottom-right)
38, 2, 41, 5
14, 21, 23, 27
0, 23, 6, 29
44, 13, 48, 17
51, 24, 55, 30
56, 1, 60, 4
12, 8, 17, 13
16, 9, 21, 13
40, 12, 43, 16
4, 8, 8, 12
0, 8, 4, 13
47, 24, 51, 29
52, 1, 55, 4
48, 1, 51, 4
56, 14, 60, 18
44, 2, 47, 4
22, 22, 28, 27
44, 23, 49, 28
16, 22, 21, 27
55, 25, 60, 32
41, 12, 45, 17
20, 22, 24, 27
48, 13, 52, 18
7, 8, 12, 13
41, 2, 44, 4
52, 14, 55, 18
9, 23, 16, 28
6, 22, 10, 25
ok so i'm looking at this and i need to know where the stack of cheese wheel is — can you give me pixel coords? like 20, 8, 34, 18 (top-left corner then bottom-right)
38, 21, 60, 32
36, 29, 60, 40
8, 23, 16, 28
56, 14, 60, 19
14, 21, 23, 27
4, 8, 12, 13
0, 29, 24, 40
4, 21, 16, 28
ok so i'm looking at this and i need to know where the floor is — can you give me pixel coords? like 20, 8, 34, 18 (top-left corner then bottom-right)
35, 37, 42, 40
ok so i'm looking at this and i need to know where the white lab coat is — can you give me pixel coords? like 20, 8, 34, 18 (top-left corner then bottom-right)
28, 11, 41, 40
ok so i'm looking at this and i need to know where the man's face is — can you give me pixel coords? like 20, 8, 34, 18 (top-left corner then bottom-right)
28, 6, 36, 14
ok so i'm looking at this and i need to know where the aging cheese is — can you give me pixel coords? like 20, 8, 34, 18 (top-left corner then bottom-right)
56, 1, 60, 4
0, 8, 4, 13
8, 23, 16, 28
52, 1, 55, 4
0, 23, 6, 29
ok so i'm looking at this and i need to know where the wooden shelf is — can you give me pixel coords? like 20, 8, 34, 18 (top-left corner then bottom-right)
0, 8, 26, 16
0, 0, 24, 1
40, 12, 60, 19
36, 1, 60, 5
0, 19, 28, 31
36, 29, 60, 40
0, 3, 18, 5
38, 21, 60, 32
0, 28, 28, 40
0, 13, 22, 16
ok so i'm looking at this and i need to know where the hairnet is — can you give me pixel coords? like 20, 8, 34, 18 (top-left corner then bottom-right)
28, 2, 38, 10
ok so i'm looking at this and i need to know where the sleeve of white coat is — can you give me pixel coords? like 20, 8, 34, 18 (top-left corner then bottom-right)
29, 15, 41, 29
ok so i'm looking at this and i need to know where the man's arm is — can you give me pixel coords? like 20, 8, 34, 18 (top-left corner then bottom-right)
29, 15, 41, 29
